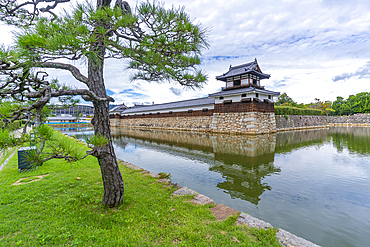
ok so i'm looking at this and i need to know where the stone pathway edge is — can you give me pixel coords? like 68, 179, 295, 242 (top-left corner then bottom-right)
0, 147, 19, 172
118, 158, 321, 247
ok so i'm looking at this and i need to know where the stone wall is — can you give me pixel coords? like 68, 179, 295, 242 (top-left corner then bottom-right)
327, 113, 370, 126
275, 114, 370, 131
212, 112, 276, 134
111, 112, 276, 134
275, 115, 328, 131
114, 115, 214, 132
112, 113, 370, 135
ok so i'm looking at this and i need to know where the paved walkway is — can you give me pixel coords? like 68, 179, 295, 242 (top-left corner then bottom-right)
0, 127, 32, 172
0, 148, 18, 172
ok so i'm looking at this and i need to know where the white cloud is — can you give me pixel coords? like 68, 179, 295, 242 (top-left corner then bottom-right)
1, 0, 370, 105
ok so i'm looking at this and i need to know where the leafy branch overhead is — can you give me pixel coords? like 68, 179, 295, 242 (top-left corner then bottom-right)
0, 0, 70, 26
0, 48, 113, 129
14, 1, 209, 88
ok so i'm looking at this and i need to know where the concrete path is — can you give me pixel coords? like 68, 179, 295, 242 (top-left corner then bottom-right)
0, 127, 31, 172
0, 147, 18, 172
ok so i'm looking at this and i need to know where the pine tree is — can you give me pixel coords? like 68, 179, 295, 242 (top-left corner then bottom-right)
0, 0, 208, 207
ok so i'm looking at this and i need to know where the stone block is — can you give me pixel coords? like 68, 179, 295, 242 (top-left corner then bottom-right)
276, 229, 320, 247
191, 194, 216, 205
125, 163, 143, 170
236, 212, 272, 230
210, 204, 239, 221
172, 187, 198, 196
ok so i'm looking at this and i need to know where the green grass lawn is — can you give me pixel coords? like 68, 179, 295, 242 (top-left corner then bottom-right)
0, 133, 280, 246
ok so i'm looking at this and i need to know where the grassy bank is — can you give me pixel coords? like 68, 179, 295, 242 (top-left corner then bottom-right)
0, 132, 280, 246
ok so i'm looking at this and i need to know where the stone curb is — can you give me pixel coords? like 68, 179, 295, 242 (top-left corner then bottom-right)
171, 186, 197, 196
192, 194, 216, 205
120, 159, 321, 247
276, 229, 320, 247
236, 212, 272, 230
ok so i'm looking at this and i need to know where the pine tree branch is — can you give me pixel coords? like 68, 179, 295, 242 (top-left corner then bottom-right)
38, 62, 88, 84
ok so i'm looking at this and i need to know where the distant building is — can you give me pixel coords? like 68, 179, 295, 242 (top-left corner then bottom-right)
109, 104, 128, 111
50, 104, 94, 117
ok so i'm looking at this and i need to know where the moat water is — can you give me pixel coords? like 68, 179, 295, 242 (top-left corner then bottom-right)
60, 126, 370, 247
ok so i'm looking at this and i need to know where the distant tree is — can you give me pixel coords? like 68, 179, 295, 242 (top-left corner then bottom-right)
275, 92, 296, 106
314, 98, 332, 116
332, 93, 370, 116
0, 0, 208, 207
332, 96, 345, 115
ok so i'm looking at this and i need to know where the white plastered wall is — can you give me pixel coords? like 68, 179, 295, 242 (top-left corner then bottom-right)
122, 104, 215, 116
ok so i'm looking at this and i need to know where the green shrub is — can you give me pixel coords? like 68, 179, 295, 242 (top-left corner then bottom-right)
275, 106, 322, 116
4, 120, 25, 130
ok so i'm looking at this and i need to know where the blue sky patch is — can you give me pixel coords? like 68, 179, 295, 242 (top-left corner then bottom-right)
106, 89, 115, 96
120, 89, 147, 98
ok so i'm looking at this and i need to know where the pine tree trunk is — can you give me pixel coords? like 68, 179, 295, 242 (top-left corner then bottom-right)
87, 31, 124, 207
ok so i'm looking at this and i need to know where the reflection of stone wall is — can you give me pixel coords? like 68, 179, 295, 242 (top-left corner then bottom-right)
111, 127, 275, 157
275, 115, 328, 131
211, 133, 276, 157
328, 126, 370, 137
275, 128, 329, 153
112, 128, 214, 151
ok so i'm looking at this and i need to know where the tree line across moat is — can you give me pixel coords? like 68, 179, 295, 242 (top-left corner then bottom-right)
275, 92, 370, 116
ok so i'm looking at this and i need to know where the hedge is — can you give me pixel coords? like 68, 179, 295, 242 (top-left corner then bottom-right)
274, 106, 322, 116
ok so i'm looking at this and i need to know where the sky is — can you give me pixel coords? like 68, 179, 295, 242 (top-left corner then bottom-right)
2, 0, 370, 106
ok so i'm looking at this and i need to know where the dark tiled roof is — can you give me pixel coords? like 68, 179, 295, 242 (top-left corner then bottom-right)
121, 97, 215, 114
209, 87, 280, 97
216, 59, 270, 81
110, 104, 127, 112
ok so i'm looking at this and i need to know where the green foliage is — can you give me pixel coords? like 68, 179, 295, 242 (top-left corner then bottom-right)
85, 133, 109, 148
332, 92, 370, 116
275, 106, 322, 116
275, 92, 296, 106
32, 125, 86, 164
0, 129, 18, 149
4, 120, 24, 131
158, 172, 171, 179
0, 101, 21, 119
13, 1, 208, 88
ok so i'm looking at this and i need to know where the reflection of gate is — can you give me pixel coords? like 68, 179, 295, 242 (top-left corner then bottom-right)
110, 127, 279, 205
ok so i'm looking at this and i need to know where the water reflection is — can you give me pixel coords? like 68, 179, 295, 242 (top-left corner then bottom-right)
275, 128, 330, 153
58, 126, 370, 247
111, 127, 370, 209
329, 127, 370, 155
54, 127, 94, 138
111, 128, 281, 205
210, 153, 278, 205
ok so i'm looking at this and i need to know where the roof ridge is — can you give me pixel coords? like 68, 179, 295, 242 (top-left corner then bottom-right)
137, 96, 211, 108
230, 61, 256, 70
